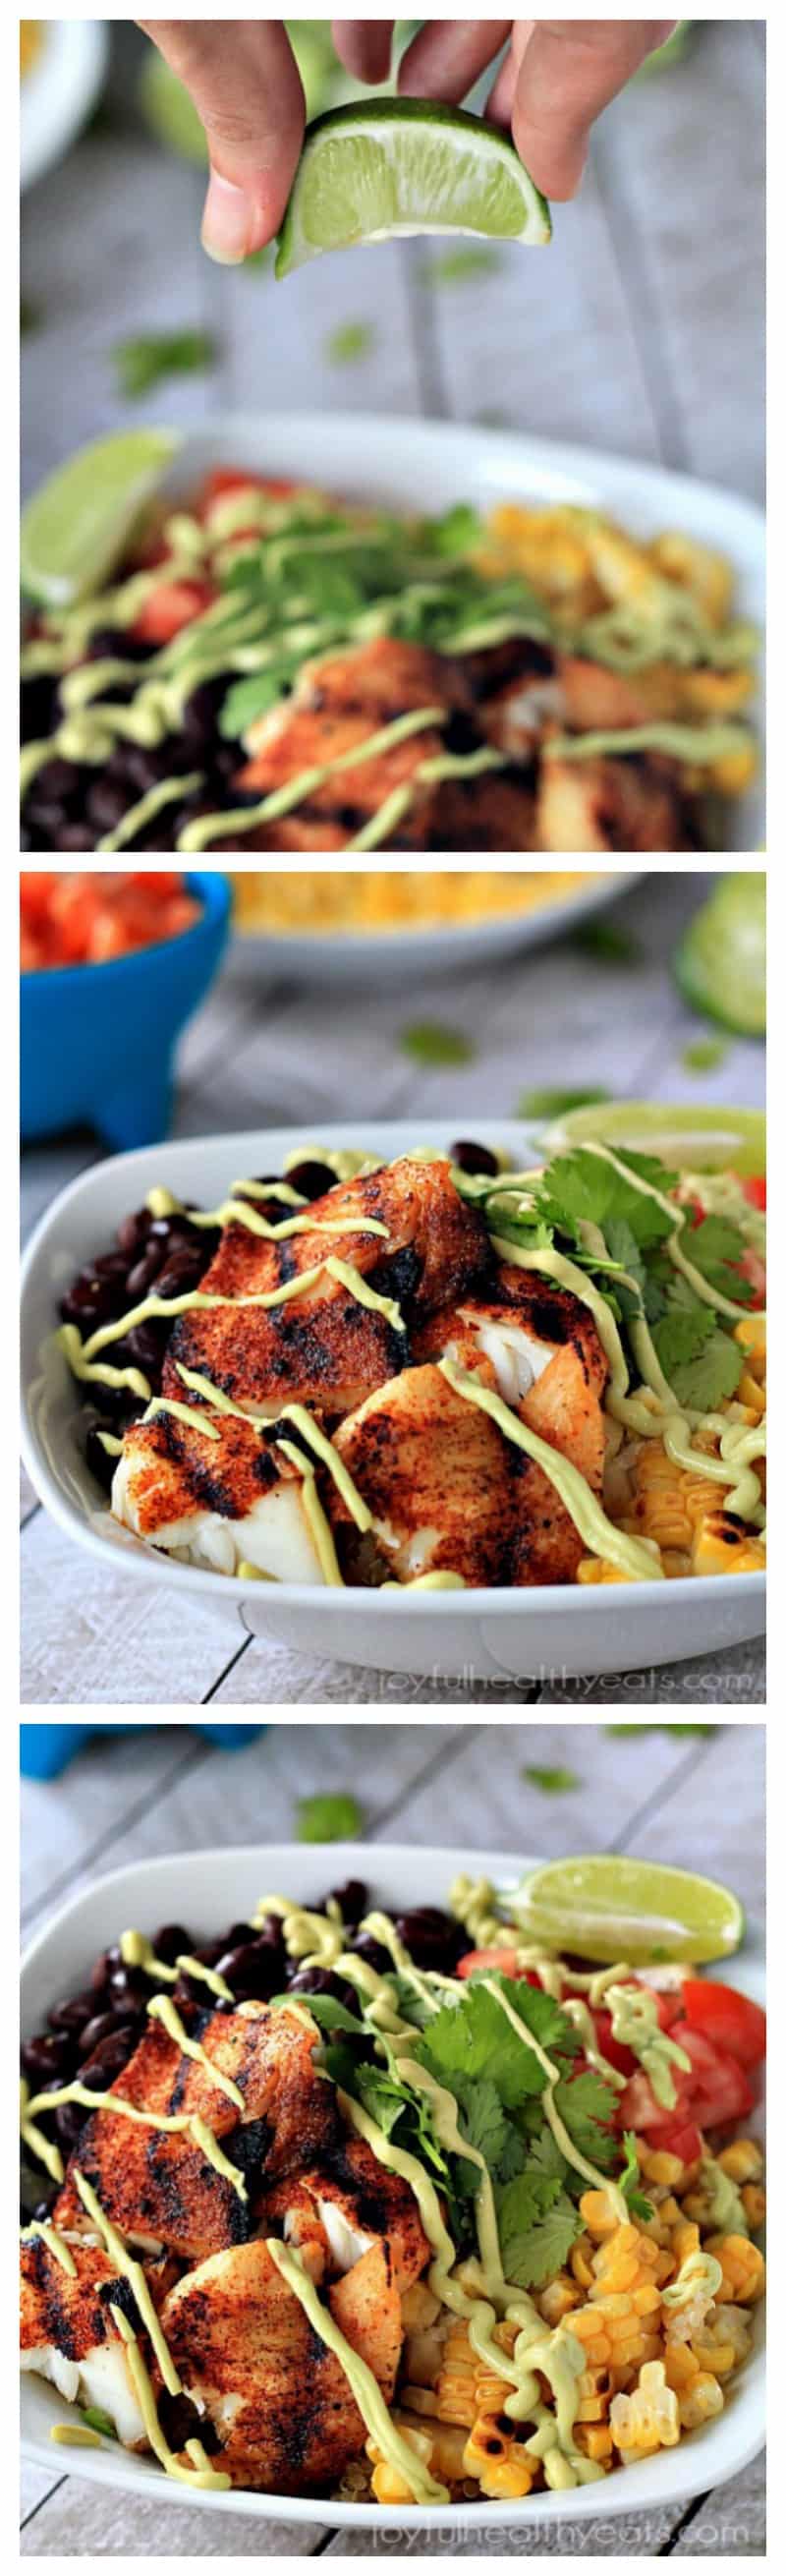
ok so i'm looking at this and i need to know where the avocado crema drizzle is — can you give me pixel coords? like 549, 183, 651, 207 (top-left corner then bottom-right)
20, 486, 754, 855
22, 1885, 685, 2500
56, 1145, 764, 1588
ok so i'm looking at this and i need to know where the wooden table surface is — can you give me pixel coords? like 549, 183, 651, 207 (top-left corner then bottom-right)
21, 20, 764, 503
21, 870, 765, 1707
21, 1715, 765, 2554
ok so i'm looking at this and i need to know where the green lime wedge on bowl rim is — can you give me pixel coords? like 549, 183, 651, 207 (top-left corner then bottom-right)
276, 99, 551, 276
675, 872, 766, 1038
543, 1098, 765, 1178
21, 428, 182, 608
512, 1855, 744, 1967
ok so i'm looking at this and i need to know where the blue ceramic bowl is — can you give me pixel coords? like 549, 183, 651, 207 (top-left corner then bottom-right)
20, 1724, 263, 1780
21, 871, 231, 1149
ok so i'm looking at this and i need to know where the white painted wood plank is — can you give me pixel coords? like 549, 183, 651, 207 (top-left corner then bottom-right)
21, 2480, 323, 2556
374, 1716, 708, 1860
21, 1510, 243, 1709
594, 23, 764, 499
614, 1721, 765, 1922
547, 1638, 765, 1709
669, 2445, 765, 2552
21, 1727, 206, 1928
428, 162, 659, 459
323, 2500, 689, 2555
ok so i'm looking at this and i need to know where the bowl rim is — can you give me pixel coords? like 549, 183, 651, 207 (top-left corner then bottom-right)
20, 1838, 765, 2532
19, 1117, 766, 1621
20, 869, 230, 991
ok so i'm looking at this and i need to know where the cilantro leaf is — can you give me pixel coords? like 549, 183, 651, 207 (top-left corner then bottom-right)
113, 328, 215, 397
496, 2174, 583, 2288
417, 1976, 575, 2113
426, 248, 502, 286
523, 1765, 580, 1794
687, 1215, 754, 1307
296, 1791, 363, 1842
271, 1990, 363, 2034
324, 320, 375, 365
681, 1038, 728, 1072
552, 2070, 619, 2172
653, 1305, 744, 1409
400, 1021, 475, 1067
534, 1149, 674, 1252
619, 2130, 654, 2223
448, 2076, 511, 2175
572, 920, 641, 964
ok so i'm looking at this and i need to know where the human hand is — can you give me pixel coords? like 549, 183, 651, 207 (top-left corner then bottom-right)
332, 20, 676, 199
138, 19, 306, 260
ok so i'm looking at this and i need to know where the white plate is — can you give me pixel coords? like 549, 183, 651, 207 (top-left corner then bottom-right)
153, 410, 764, 849
20, 1841, 765, 2532
21, 21, 109, 194
20, 1121, 765, 1682
231, 873, 641, 990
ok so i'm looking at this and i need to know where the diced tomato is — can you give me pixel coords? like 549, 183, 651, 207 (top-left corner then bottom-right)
679, 1979, 766, 2067
590, 2010, 637, 2081
742, 1174, 766, 1211
20, 873, 199, 969
131, 579, 215, 647
621, 2019, 754, 2143
738, 1245, 766, 1306
20, 872, 59, 925
457, 1947, 530, 1980
198, 467, 296, 515
644, 2118, 704, 2166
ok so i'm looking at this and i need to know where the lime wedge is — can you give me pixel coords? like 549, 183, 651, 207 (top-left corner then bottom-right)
276, 100, 551, 276
21, 429, 182, 608
513, 1855, 744, 1967
543, 1097, 765, 1177
675, 873, 766, 1038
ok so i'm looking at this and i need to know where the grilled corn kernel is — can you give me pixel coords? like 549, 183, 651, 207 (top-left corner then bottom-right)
717, 2139, 763, 2184
678, 2371, 724, 2431
537, 2272, 582, 2325
741, 2183, 766, 2230
704, 2235, 765, 2304
581, 2190, 620, 2240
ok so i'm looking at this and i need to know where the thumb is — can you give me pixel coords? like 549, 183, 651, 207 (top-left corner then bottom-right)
138, 19, 305, 259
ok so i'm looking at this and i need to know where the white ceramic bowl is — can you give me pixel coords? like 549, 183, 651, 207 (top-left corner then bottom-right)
20, 1121, 765, 1683
230, 875, 642, 990
151, 411, 764, 850
21, 20, 109, 193
20, 1841, 765, 2532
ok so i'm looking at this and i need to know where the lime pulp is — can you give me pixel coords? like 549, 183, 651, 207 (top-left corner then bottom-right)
512, 1854, 745, 1967
21, 429, 182, 608
544, 1096, 765, 1177
276, 99, 551, 276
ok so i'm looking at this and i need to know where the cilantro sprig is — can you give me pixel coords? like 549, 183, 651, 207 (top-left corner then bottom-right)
463, 1143, 751, 1416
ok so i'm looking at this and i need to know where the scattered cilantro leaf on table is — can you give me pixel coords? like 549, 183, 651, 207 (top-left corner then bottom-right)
524, 1765, 580, 1794
400, 1022, 475, 1067
572, 920, 641, 964
324, 320, 375, 365
681, 1037, 728, 1072
517, 1086, 611, 1119
296, 1790, 364, 1842
426, 247, 502, 285
112, 328, 216, 397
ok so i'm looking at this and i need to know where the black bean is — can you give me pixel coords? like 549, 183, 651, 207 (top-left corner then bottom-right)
107, 1962, 148, 2007
125, 1244, 165, 1300
21, 2032, 74, 2083
394, 1907, 470, 1971
54, 2100, 88, 2150
449, 1139, 500, 1177
76, 2011, 120, 2059
116, 1207, 152, 1258
153, 1922, 194, 1966
80, 2031, 136, 2089
213, 1941, 282, 2002
21, 675, 57, 742
47, 1994, 95, 2037
285, 1158, 338, 1202
153, 1248, 204, 1298
322, 1878, 367, 1925
346, 1931, 390, 1976
180, 678, 227, 752
121, 1322, 169, 1374
84, 778, 133, 835
189, 1937, 227, 1969
49, 823, 96, 853
33, 756, 83, 802
89, 1949, 114, 1994
24, 799, 70, 839
288, 1967, 360, 2016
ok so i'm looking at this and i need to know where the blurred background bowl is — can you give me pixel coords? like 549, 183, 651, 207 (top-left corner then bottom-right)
21, 20, 109, 193
21, 869, 231, 1149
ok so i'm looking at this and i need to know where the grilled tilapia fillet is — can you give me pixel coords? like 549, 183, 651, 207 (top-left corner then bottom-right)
535, 747, 691, 851
463, 637, 567, 758
112, 1157, 487, 1565
112, 1407, 324, 1578
54, 2003, 340, 2261
20, 2233, 147, 2444
333, 1269, 608, 1587
259, 2133, 430, 2290
162, 1156, 488, 1412
160, 2237, 402, 2492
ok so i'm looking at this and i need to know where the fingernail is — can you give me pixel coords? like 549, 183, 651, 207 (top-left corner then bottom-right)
201, 169, 254, 264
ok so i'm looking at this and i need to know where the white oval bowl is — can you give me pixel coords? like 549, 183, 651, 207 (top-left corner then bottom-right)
231, 872, 641, 990
20, 1841, 765, 2531
150, 410, 764, 851
20, 1121, 765, 1682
